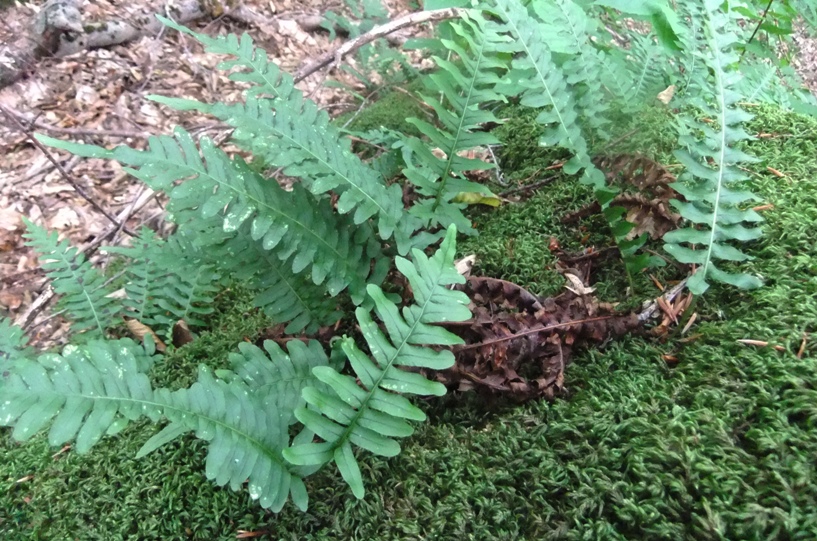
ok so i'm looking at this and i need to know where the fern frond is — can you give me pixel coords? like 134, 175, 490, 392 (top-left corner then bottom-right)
151, 95, 404, 243
140, 365, 309, 512
492, 0, 605, 188
216, 339, 338, 426
532, 0, 610, 136
663, 2, 763, 294
402, 11, 505, 235
0, 336, 308, 512
626, 33, 670, 103
156, 16, 295, 101
0, 339, 160, 451
152, 17, 405, 240
23, 221, 121, 337
103, 228, 219, 334
216, 224, 345, 332
283, 225, 471, 499
36, 131, 383, 302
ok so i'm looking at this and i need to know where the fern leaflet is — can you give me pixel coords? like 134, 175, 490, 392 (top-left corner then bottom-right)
140, 365, 309, 512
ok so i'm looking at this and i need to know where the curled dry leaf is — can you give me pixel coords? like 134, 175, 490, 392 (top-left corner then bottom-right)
433, 276, 640, 401
562, 154, 682, 240
454, 254, 476, 277
656, 85, 676, 105
171, 319, 194, 348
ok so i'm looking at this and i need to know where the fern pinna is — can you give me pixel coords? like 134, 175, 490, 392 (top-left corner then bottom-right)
284, 226, 471, 498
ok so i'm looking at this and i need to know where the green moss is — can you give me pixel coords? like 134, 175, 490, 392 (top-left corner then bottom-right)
336, 89, 428, 139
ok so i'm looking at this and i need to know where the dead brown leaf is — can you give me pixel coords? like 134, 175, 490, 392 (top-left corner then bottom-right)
124, 318, 166, 353
432, 275, 641, 402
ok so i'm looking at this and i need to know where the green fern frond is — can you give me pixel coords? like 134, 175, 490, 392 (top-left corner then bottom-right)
0, 337, 308, 511
402, 11, 505, 235
103, 228, 167, 323
626, 33, 670, 103
0, 336, 308, 512
156, 17, 295, 101
140, 365, 309, 512
152, 17, 404, 240
283, 225, 471, 499
216, 225, 345, 332
663, 2, 764, 294
532, 0, 611, 136
153, 95, 404, 242
36, 131, 382, 302
23, 221, 121, 337
216, 340, 339, 426
492, 0, 604, 187
103, 229, 219, 334
0, 339, 160, 451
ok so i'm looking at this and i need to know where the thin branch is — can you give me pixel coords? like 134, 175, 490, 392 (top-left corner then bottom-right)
0, 105, 136, 236
454, 316, 619, 352
637, 277, 689, 322
2, 107, 148, 138
739, 0, 775, 63
499, 173, 560, 197
293, 7, 467, 83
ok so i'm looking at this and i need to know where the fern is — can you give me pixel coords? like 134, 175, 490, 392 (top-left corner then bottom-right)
0, 337, 314, 512
216, 339, 343, 426
103, 228, 219, 334
143, 18, 407, 244
532, 0, 611, 137
215, 225, 345, 332
492, 0, 603, 187
626, 33, 671, 103
491, 0, 662, 277
663, 2, 764, 294
0, 318, 31, 369
0, 339, 160, 450
23, 220, 121, 337
138, 365, 310, 512
283, 225, 471, 498
36, 132, 382, 306
152, 95, 405, 244
402, 11, 505, 235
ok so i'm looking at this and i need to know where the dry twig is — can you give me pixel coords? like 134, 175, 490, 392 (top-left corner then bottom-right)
0, 105, 136, 236
294, 8, 467, 83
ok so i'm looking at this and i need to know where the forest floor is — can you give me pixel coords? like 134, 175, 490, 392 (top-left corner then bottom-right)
2, 2, 817, 539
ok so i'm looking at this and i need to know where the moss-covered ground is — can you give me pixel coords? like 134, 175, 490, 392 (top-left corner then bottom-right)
2, 104, 817, 540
